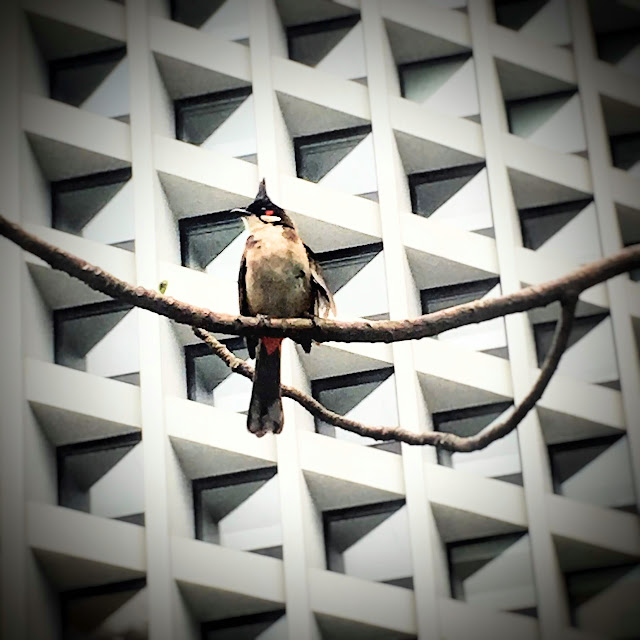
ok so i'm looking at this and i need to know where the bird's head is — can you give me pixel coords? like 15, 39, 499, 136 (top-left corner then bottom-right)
232, 179, 296, 230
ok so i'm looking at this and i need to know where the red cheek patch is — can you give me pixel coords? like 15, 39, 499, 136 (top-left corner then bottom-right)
265, 209, 274, 216
261, 337, 283, 355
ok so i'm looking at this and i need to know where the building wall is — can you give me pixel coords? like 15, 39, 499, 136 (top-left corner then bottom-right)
1, 0, 639, 638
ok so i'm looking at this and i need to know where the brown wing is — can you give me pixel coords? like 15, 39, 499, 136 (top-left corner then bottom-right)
238, 241, 258, 359
305, 245, 336, 318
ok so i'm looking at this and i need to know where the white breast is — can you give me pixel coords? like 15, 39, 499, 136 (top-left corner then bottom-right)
244, 224, 311, 318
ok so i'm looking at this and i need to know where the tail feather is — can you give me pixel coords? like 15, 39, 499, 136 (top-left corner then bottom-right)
247, 339, 283, 437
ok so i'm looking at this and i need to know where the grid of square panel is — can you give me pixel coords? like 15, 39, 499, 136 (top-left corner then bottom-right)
2, 0, 639, 638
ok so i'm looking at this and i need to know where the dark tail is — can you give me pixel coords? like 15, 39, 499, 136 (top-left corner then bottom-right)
247, 338, 283, 437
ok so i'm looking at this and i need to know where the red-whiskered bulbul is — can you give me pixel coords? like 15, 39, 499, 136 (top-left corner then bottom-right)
233, 180, 335, 437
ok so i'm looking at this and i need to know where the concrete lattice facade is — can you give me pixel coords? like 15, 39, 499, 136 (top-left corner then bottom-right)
1, 0, 639, 638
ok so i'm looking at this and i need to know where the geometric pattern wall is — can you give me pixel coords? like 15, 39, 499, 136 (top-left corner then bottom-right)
1, 1, 639, 639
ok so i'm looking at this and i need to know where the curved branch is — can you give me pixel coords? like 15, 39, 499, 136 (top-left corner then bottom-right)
194, 297, 576, 451
1, 214, 638, 344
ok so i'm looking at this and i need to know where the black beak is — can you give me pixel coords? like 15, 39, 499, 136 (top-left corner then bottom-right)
231, 207, 250, 216
257, 178, 268, 200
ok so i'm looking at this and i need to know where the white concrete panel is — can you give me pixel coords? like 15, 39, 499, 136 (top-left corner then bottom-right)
27, 502, 146, 574
318, 133, 378, 196
315, 21, 367, 81
343, 508, 413, 582
81, 56, 130, 119
429, 167, 493, 231
561, 437, 635, 509
557, 316, 618, 385
333, 252, 389, 319
519, 0, 571, 47
536, 202, 602, 265
90, 443, 145, 518
201, 95, 257, 158
309, 568, 417, 635
86, 309, 140, 379
526, 94, 587, 154
201, 0, 250, 42
82, 180, 135, 245
423, 58, 480, 119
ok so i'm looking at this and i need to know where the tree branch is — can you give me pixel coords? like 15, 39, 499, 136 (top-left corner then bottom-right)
194, 296, 576, 452
1, 214, 638, 345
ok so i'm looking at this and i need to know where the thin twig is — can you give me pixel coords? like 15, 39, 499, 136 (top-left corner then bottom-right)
194, 296, 576, 451
1, 214, 638, 345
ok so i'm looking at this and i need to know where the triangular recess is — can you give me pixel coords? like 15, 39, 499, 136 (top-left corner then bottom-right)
200, 95, 257, 158
218, 478, 282, 551
555, 316, 619, 385
90, 445, 145, 519
507, 168, 590, 209
337, 376, 399, 446
496, 58, 574, 102
201, 0, 250, 42
342, 508, 412, 582
317, 133, 378, 195
171, 0, 226, 29
535, 202, 602, 264
520, 199, 590, 250
495, 0, 548, 30
58, 307, 130, 362
82, 181, 135, 246
276, 0, 357, 28
64, 443, 136, 491
318, 374, 398, 445
278, 92, 369, 138
558, 439, 636, 511
518, 0, 572, 46
396, 130, 482, 174
289, 19, 355, 68
574, 565, 640, 637
212, 369, 252, 413
333, 252, 389, 319
439, 285, 507, 352
154, 52, 249, 101
85, 309, 140, 380
28, 14, 123, 61
329, 509, 399, 554
53, 177, 130, 237
421, 58, 480, 120
385, 20, 469, 66
448, 426, 521, 480
517, 94, 587, 154
426, 167, 492, 231
431, 502, 524, 543
205, 231, 248, 279
201, 477, 272, 521
319, 245, 381, 294
65, 585, 143, 635
462, 535, 536, 612
618, 46, 640, 78
296, 128, 370, 183
314, 21, 367, 81
27, 134, 129, 182
81, 56, 130, 119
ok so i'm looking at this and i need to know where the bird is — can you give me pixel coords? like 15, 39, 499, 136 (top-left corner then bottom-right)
233, 179, 335, 437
